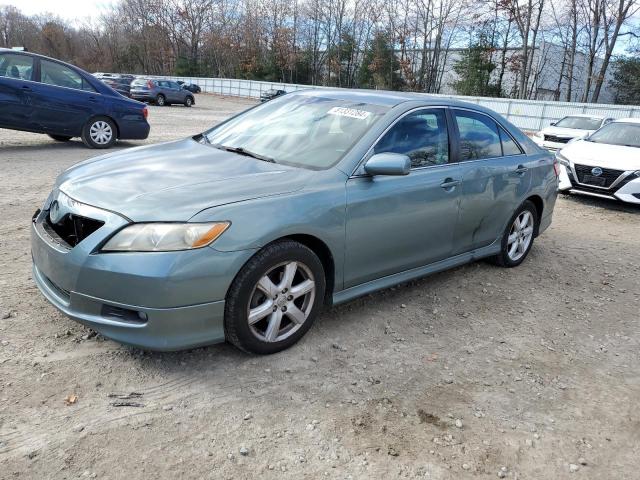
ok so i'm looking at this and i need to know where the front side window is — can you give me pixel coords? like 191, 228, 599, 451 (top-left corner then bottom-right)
41, 60, 92, 91
204, 95, 388, 170
455, 110, 502, 161
0, 53, 34, 81
374, 109, 449, 168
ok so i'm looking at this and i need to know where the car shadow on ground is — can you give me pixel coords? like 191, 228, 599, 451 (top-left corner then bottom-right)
561, 192, 640, 213
0, 139, 143, 154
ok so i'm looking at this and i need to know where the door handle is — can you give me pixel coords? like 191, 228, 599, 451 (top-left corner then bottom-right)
440, 178, 461, 189
21, 85, 32, 91
514, 165, 529, 175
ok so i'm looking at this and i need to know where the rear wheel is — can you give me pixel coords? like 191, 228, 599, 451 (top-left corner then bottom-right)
48, 134, 72, 142
156, 94, 166, 106
490, 200, 538, 268
81, 117, 116, 149
224, 240, 325, 354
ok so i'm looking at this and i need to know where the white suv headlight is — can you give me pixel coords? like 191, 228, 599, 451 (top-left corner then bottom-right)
102, 222, 230, 252
555, 152, 571, 167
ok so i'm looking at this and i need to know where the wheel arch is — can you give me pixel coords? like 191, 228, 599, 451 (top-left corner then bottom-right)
280, 234, 335, 305
524, 194, 544, 236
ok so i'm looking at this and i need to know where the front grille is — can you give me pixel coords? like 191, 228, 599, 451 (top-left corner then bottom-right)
574, 164, 624, 189
45, 213, 104, 248
544, 135, 571, 144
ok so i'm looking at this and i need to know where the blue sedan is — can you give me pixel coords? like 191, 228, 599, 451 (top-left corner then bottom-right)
0, 48, 149, 148
31, 90, 558, 353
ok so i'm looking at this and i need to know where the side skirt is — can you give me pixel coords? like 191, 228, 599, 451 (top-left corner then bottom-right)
332, 241, 501, 306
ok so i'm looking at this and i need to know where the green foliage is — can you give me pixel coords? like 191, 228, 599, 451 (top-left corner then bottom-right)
358, 31, 404, 90
610, 56, 640, 105
452, 40, 501, 97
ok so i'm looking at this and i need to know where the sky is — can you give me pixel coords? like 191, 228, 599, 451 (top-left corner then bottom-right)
2, 0, 115, 24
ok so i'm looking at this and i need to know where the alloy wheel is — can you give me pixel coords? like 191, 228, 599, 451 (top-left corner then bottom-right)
507, 210, 534, 262
247, 261, 316, 343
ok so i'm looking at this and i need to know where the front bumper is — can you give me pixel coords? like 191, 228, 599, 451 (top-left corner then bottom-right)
558, 165, 640, 205
31, 204, 255, 350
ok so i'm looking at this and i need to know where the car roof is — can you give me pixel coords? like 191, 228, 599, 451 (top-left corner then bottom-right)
613, 118, 640, 124
288, 88, 491, 110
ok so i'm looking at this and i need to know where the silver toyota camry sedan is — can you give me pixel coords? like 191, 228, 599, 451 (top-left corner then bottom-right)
31, 90, 558, 354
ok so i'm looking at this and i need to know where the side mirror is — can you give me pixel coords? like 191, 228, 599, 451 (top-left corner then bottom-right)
364, 153, 411, 176
550, 122, 556, 126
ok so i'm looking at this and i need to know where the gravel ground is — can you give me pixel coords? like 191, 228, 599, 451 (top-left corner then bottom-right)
1, 94, 639, 479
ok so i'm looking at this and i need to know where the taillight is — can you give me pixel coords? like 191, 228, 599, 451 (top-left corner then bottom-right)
142, 107, 148, 119
147, 80, 154, 89
553, 160, 560, 177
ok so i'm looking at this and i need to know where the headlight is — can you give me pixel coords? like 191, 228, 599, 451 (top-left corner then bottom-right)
556, 152, 570, 167
101, 222, 230, 252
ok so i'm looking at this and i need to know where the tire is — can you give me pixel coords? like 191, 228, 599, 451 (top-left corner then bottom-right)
184, 96, 193, 107
224, 240, 326, 354
156, 94, 166, 106
81, 117, 117, 149
48, 134, 72, 142
489, 200, 538, 268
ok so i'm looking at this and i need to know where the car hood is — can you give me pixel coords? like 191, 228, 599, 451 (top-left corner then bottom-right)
56, 139, 311, 221
540, 126, 594, 139
561, 140, 640, 170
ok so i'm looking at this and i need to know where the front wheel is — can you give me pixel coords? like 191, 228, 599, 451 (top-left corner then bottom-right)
184, 96, 193, 107
490, 200, 538, 268
81, 117, 116, 149
224, 240, 326, 354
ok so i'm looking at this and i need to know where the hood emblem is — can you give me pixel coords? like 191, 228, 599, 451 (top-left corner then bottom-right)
591, 167, 603, 177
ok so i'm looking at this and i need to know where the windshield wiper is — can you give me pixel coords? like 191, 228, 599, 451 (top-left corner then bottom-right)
211, 143, 276, 163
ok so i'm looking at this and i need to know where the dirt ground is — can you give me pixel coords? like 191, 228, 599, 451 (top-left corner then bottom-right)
1, 94, 639, 480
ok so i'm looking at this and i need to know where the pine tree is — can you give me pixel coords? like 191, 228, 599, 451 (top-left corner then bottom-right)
452, 38, 501, 97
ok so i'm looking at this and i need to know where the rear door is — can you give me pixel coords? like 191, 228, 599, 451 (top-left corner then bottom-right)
0, 52, 37, 131
450, 108, 531, 255
344, 107, 463, 287
30, 58, 103, 136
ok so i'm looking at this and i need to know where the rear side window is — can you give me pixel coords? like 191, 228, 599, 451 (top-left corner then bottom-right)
41, 60, 94, 91
374, 108, 449, 168
499, 127, 523, 156
454, 110, 502, 160
0, 53, 34, 81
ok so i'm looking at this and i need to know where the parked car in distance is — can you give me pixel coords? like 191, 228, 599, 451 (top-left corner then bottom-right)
532, 114, 612, 151
260, 88, 287, 102
176, 80, 201, 93
0, 48, 149, 148
557, 118, 640, 204
130, 78, 195, 106
100, 75, 133, 97
31, 90, 558, 354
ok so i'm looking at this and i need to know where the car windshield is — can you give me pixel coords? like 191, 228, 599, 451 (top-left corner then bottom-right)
554, 116, 602, 130
587, 122, 640, 148
203, 95, 388, 169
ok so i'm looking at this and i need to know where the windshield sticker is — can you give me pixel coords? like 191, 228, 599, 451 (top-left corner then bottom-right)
327, 107, 371, 120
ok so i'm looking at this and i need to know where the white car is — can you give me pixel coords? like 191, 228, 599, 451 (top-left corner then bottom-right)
557, 118, 640, 204
533, 115, 612, 151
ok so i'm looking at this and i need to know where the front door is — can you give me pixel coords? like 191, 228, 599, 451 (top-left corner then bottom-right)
344, 108, 462, 288
0, 52, 36, 131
